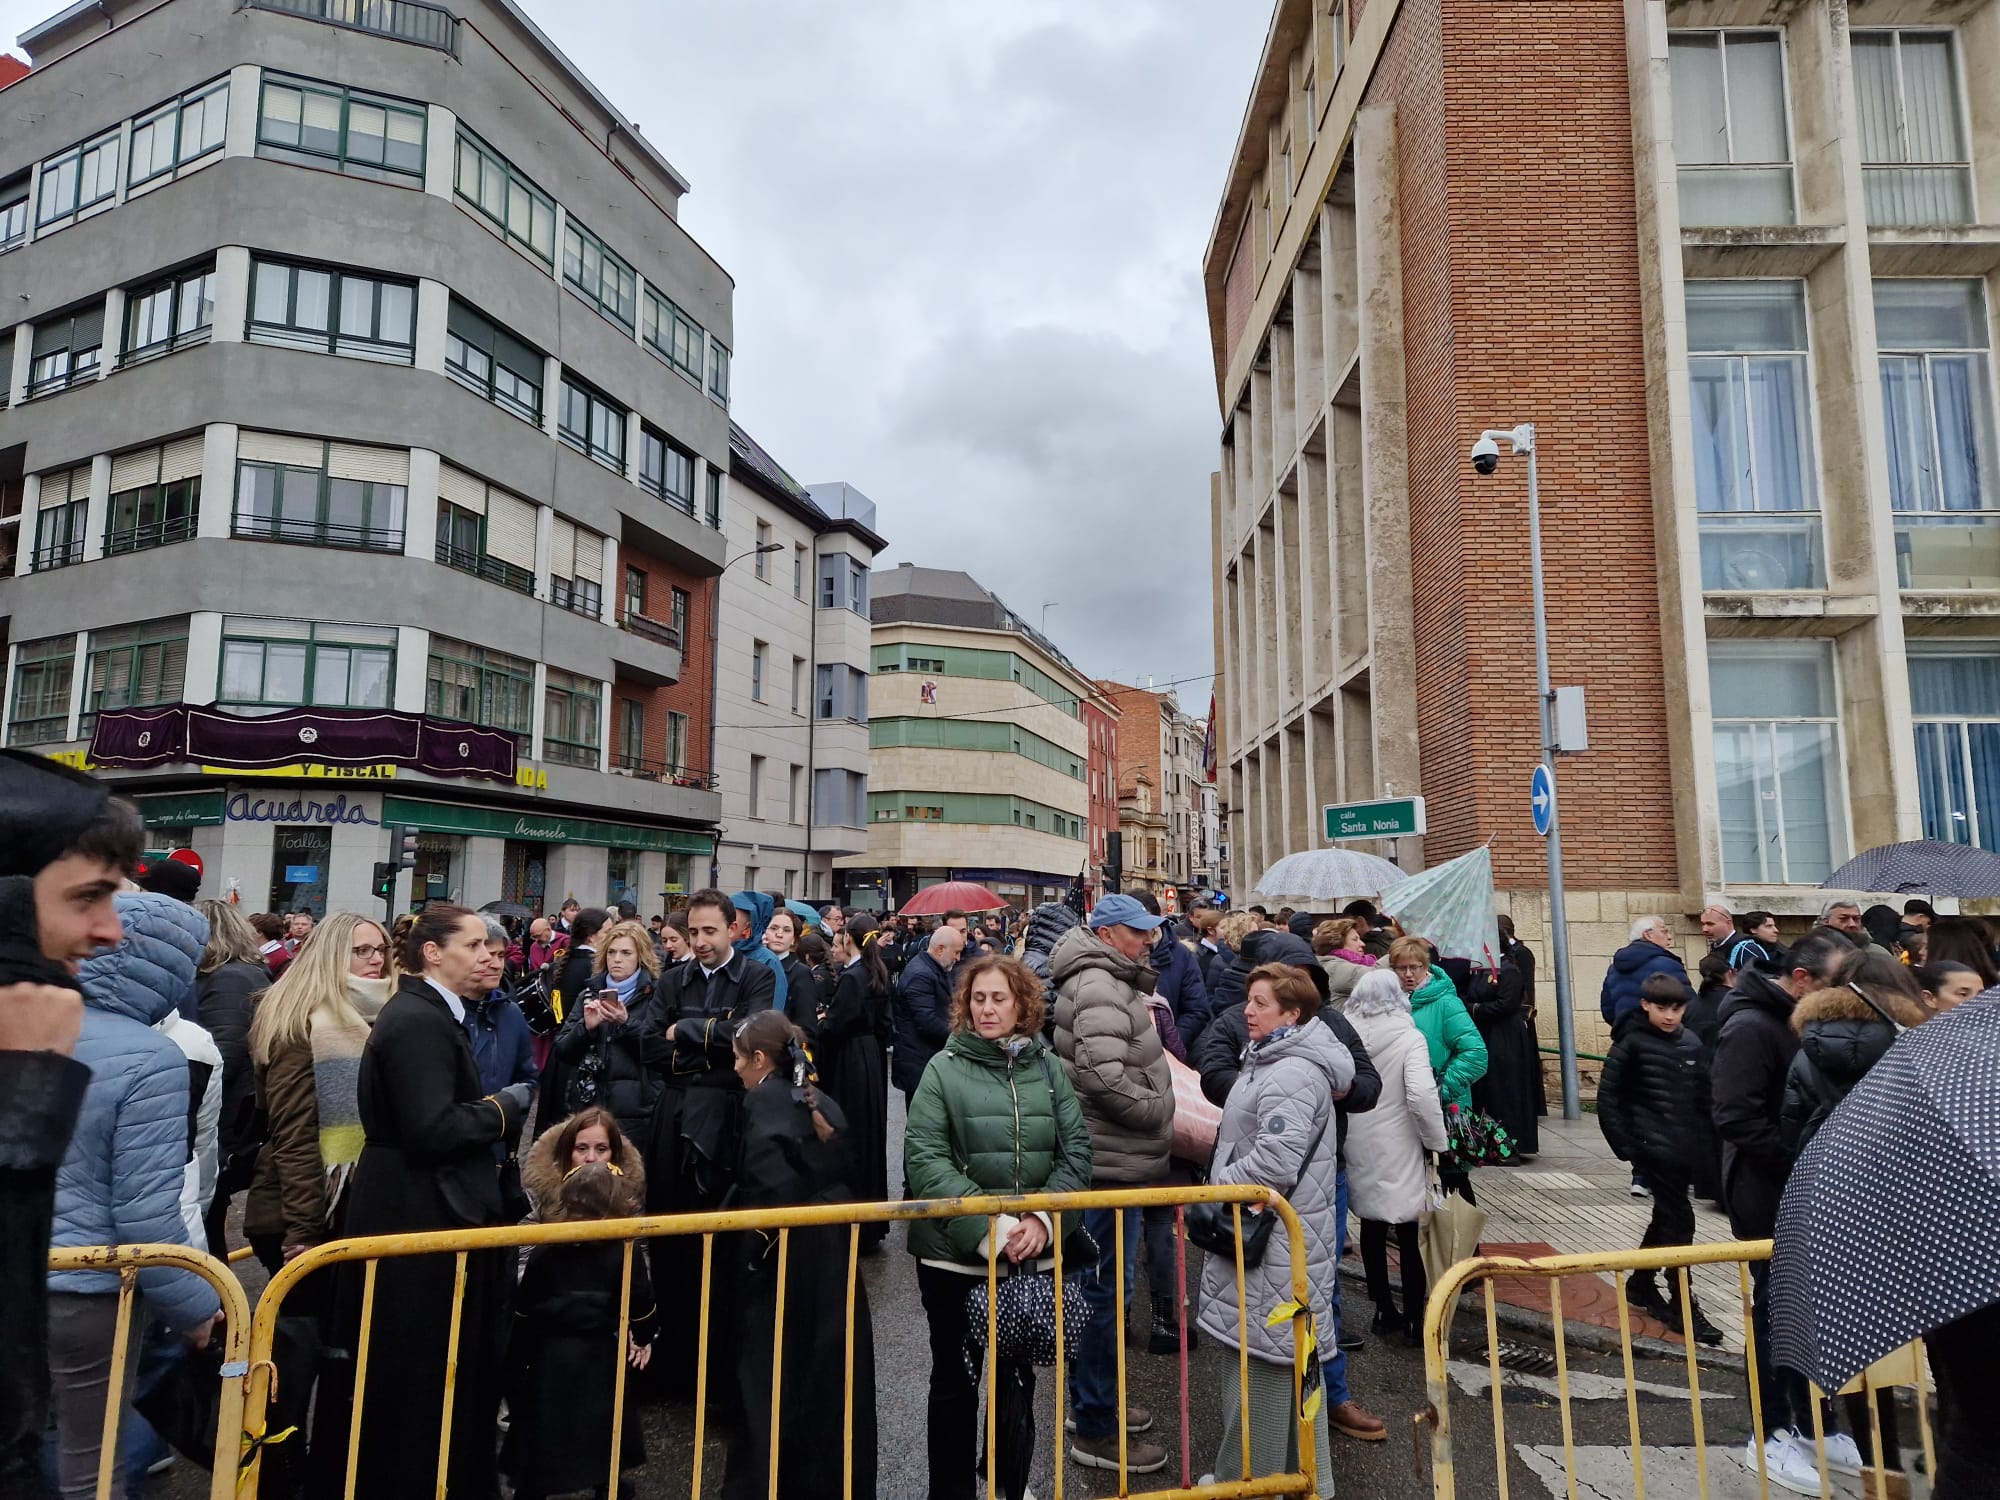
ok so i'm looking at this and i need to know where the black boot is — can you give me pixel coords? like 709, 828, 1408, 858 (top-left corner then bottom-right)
1370, 1306, 1402, 1337
1662, 1287, 1724, 1347
1625, 1270, 1666, 1313
1148, 1308, 1179, 1354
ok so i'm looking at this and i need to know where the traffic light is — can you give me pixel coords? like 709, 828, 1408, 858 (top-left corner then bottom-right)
1102, 831, 1123, 895
371, 862, 397, 902
395, 827, 419, 869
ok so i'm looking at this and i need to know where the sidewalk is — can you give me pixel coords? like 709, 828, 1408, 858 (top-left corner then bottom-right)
1351, 1114, 1750, 1358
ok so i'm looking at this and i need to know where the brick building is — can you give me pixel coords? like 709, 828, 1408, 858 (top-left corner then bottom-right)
1097, 678, 1206, 897
1083, 690, 1121, 901
1207, 0, 2000, 1050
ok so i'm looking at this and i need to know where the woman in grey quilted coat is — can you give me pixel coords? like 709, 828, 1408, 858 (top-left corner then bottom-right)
1196, 963, 1353, 1494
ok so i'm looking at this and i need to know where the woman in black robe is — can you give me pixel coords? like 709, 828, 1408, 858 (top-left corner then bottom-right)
763, 908, 821, 1042
723, 1012, 877, 1500
816, 919, 893, 1248
319, 904, 530, 1500
1468, 917, 1541, 1157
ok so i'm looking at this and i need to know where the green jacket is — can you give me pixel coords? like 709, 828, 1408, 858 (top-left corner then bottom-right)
903, 1030, 1094, 1265
1409, 965, 1489, 1111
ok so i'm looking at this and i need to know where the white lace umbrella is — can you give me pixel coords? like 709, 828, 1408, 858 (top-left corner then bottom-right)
1252, 848, 1408, 903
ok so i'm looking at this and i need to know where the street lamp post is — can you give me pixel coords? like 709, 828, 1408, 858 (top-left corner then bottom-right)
1474, 422, 1581, 1121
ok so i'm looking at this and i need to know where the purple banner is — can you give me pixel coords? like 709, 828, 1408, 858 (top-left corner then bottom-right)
89, 703, 517, 784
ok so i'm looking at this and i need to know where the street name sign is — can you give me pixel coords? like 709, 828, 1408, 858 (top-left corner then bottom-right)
1324, 796, 1426, 842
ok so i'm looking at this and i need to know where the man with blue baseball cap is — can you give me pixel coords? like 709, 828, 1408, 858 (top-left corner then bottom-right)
1049, 893, 1177, 1473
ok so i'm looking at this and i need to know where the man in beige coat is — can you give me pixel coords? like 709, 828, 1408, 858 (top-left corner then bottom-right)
1050, 893, 1176, 1473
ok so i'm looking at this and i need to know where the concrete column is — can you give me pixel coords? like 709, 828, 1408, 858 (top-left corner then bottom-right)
183, 613, 222, 706
197, 424, 236, 540
0, 644, 15, 733
81, 454, 111, 564
533, 502, 554, 594
542, 358, 563, 440
100, 290, 125, 376
63, 633, 88, 742
529, 661, 547, 762
8, 321, 29, 406
601, 531, 619, 613
211, 247, 250, 344
393, 628, 427, 712
463, 837, 505, 904
412, 279, 447, 373
623, 408, 643, 485
423, 104, 456, 201
110, 120, 132, 213
596, 680, 613, 774
21, 163, 42, 247
223, 66, 261, 160
14, 475, 37, 578
404, 448, 440, 562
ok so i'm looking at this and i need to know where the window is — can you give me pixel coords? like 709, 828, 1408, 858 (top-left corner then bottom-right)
1854, 30, 1972, 227
624, 565, 647, 620
452, 126, 556, 265
1877, 279, 2000, 589
445, 300, 544, 424
549, 517, 606, 619
246, 0, 457, 51
705, 468, 723, 528
233, 436, 407, 552
81, 619, 187, 738
0, 176, 28, 251
1709, 640, 1847, 884
812, 768, 868, 827
248, 259, 415, 363
616, 698, 646, 770
816, 663, 867, 721
748, 754, 764, 816
435, 464, 538, 594
31, 467, 88, 571
257, 73, 426, 182
425, 635, 532, 739
542, 669, 601, 768
817, 554, 869, 613
1910, 646, 2000, 849
707, 340, 731, 405
1685, 281, 1822, 590
28, 306, 104, 397
128, 79, 228, 191
751, 641, 767, 702
1668, 31, 1795, 227
123, 265, 214, 364
791, 656, 805, 715
559, 375, 627, 473
666, 710, 688, 774
220, 617, 395, 708
7, 635, 76, 746
638, 428, 696, 512
670, 587, 689, 646
35, 132, 119, 231
104, 437, 204, 555
788, 765, 801, 823
755, 522, 771, 578
794, 545, 806, 600
640, 288, 705, 381
561, 218, 638, 333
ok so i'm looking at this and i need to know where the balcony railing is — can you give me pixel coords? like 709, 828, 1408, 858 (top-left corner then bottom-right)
611, 751, 717, 789
620, 609, 682, 651
104, 514, 198, 557
1864, 165, 1974, 228
1698, 511, 1825, 591
1896, 511, 2000, 590
233, 515, 405, 553
438, 543, 537, 597
543, 739, 602, 769
246, 0, 458, 53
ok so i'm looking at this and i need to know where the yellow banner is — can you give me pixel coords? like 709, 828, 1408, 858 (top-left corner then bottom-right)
205, 763, 399, 780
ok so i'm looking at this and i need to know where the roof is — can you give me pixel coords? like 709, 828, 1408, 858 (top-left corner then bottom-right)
0, 54, 28, 86
871, 564, 1081, 675
728, 421, 818, 509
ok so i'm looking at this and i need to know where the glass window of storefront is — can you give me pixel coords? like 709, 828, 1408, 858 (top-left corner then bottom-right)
268, 825, 332, 915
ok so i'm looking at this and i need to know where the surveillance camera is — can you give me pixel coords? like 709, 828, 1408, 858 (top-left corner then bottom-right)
1471, 435, 1501, 476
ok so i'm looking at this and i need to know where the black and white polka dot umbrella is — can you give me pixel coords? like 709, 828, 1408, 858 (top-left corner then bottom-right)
1771, 991, 2000, 1393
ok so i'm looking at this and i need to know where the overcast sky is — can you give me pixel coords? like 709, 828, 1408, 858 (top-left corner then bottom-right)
4, 0, 1265, 703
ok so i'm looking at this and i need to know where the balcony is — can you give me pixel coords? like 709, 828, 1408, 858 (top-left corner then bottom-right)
246, 0, 458, 53
438, 543, 536, 597
1897, 512, 2000, 591
1698, 511, 1824, 592
621, 608, 682, 651
611, 751, 718, 790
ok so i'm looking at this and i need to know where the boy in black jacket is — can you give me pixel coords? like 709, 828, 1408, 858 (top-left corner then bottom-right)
1598, 973, 1721, 1344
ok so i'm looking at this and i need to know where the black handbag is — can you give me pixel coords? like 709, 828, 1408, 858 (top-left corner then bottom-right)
1185, 1106, 1330, 1271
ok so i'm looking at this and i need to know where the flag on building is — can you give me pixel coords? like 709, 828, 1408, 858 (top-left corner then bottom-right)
1201, 695, 1217, 783
1378, 844, 1496, 968
920, 680, 938, 705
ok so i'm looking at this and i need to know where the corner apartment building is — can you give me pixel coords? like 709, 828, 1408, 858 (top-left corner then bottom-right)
1097, 679, 1208, 896
839, 564, 1093, 911
0, 0, 734, 916
1207, 0, 2000, 1049
710, 427, 884, 901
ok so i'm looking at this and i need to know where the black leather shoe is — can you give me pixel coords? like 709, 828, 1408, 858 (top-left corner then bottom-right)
1369, 1309, 1402, 1337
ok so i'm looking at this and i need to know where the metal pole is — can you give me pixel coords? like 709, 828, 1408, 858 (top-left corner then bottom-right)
1525, 430, 1582, 1120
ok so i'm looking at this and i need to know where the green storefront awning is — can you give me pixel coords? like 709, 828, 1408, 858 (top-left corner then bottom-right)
381, 796, 714, 855
134, 790, 227, 828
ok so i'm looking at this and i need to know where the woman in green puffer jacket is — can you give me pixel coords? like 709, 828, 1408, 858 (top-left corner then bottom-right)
905, 953, 1093, 1500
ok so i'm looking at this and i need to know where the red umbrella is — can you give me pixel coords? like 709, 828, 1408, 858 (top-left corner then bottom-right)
900, 881, 1008, 916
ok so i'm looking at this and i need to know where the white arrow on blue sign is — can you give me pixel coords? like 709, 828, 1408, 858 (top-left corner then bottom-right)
1531, 764, 1556, 838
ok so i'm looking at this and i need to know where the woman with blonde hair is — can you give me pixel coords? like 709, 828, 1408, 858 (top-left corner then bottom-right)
546, 917, 664, 1145
195, 898, 273, 1255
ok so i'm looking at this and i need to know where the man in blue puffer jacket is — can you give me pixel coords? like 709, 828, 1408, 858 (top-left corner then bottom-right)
1599, 915, 1698, 1026
48, 890, 221, 1499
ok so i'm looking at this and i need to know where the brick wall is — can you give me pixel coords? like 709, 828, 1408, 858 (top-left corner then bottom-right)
614, 543, 714, 775
1096, 681, 1164, 799
1366, 0, 1677, 892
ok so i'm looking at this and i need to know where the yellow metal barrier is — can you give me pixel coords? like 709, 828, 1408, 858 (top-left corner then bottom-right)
237, 1184, 1327, 1500
43, 1243, 252, 1500
1419, 1239, 1935, 1500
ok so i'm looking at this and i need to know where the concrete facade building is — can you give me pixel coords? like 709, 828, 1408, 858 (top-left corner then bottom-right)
710, 426, 883, 900
1206, 0, 2000, 1051
1097, 679, 1207, 895
839, 564, 1093, 911
0, 0, 737, 916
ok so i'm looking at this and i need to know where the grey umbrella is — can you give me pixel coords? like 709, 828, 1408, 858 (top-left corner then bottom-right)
1820, 838, 2000, 897
479, 899, 533, 920
1770, 991, 2000, 1391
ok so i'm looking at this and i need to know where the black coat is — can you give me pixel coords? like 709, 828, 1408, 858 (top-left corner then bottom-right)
814, 961, 890, 1235
1467, 955, 1541, 1156
724, 1077, 876, 1500
196, 959, 266, 1185
890, 950, 956, 1094
1597, 1011, 1711, 1173
779, 954, 821, 1040
550, 973, 662, 1141
332, 976, 525, 1500
1779, 986, 1898, 1157
640, 951, 775, 1213
1709, 968, 1801, 1239
1196, 1002, 1381, 1154
532, 944, 603, 1138
1693, 938, 1733, 1046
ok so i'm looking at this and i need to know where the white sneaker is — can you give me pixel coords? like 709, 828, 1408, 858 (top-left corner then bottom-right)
1746, 1431, 1824, 1497
1818, 1429, 1865, 1477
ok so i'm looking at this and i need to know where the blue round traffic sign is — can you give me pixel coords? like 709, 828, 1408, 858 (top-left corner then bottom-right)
1531, 764, 1556, 837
